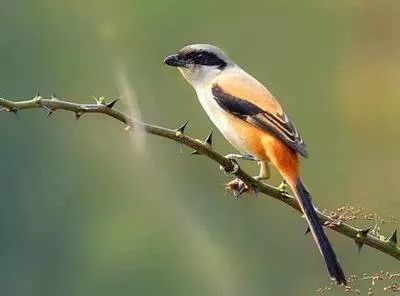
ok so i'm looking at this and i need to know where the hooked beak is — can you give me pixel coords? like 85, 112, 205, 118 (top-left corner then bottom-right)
163, 54, 186, 67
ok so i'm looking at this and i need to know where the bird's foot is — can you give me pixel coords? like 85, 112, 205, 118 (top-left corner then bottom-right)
277, 180, 288, 194
220, 159, 240, 175
220, 154, 256, 175
224, 153, 256, 161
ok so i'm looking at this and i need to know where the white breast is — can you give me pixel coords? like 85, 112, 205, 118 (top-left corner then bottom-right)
194, 87, 249, 154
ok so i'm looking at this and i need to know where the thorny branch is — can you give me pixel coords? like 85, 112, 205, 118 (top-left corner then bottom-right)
0, 94, 399, 270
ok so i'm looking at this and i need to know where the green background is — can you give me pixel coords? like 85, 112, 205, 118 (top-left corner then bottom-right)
0, 0, 399, 295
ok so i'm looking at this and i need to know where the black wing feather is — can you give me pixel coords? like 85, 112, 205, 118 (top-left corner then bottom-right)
212, 84, 308, 158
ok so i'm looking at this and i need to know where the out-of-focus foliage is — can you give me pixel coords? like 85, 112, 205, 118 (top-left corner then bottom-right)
0, 1, 399, 295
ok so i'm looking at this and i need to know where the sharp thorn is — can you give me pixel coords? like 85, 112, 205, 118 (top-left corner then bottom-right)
357, 226, 372, 238
176, 120, 189, 133
305, 226, 311, 235
190, 131, 212, 154
190, 150, 200, 155
388, 229, 397, 244
204, 130, 213, 146
106, 98, 119, 108
354, 240, 364, 253
75, 112, 83, 120
51, 91, 58, 100
34, 92, 40, 99
354, 226, 372, 253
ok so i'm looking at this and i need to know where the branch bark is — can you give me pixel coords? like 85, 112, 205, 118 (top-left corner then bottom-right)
1, 95, 399, 262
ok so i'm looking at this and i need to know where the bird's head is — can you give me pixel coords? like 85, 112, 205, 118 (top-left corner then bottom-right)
164, 44, 233, 87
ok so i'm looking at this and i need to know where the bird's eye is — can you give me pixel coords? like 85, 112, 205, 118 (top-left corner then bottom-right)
194, 53, 203, 61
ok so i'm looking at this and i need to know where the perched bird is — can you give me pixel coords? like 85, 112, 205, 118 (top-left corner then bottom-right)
164, 44, 346, 285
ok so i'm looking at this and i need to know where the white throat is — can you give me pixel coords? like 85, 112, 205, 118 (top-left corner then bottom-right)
179, 65, 223, 89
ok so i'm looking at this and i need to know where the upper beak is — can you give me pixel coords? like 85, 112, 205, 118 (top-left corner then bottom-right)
163, 54, 186, 67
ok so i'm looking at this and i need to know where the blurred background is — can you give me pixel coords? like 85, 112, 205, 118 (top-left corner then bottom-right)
0, 0, 399, 295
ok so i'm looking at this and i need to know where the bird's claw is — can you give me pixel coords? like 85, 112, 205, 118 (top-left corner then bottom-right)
277, 180, 288, 194
220, 153, 256, 176
225, 153, 256, 161
220, 159, 240, 176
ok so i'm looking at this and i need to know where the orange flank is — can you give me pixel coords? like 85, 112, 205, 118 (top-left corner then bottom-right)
262, 134, 300, 186
227, 110, 300, 186
228, 114, 269, 160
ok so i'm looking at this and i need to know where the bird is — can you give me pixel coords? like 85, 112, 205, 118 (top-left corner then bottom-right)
163, 44, 346, 285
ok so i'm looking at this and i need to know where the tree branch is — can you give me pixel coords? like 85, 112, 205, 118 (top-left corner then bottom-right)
1, 94, 399, 263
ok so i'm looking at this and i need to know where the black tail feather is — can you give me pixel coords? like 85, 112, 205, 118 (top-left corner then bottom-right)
294, 179, 347, 285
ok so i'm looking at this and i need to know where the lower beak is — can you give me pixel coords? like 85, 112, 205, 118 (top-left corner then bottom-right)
163, 54, 186, 67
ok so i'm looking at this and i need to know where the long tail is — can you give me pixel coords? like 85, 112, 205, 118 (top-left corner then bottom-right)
292, 178, 347, 285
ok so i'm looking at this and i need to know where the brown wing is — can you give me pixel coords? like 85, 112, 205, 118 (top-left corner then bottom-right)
215, 70, 284, 115
212, 82, 308, 158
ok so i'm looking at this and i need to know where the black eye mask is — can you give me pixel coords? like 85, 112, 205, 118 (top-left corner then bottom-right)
179, 50, 227, 69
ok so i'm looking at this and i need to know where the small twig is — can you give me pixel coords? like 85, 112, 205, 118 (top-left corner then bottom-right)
1, 94, 400, 263
318, 271, 400, 295
323, 205, 399, 227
